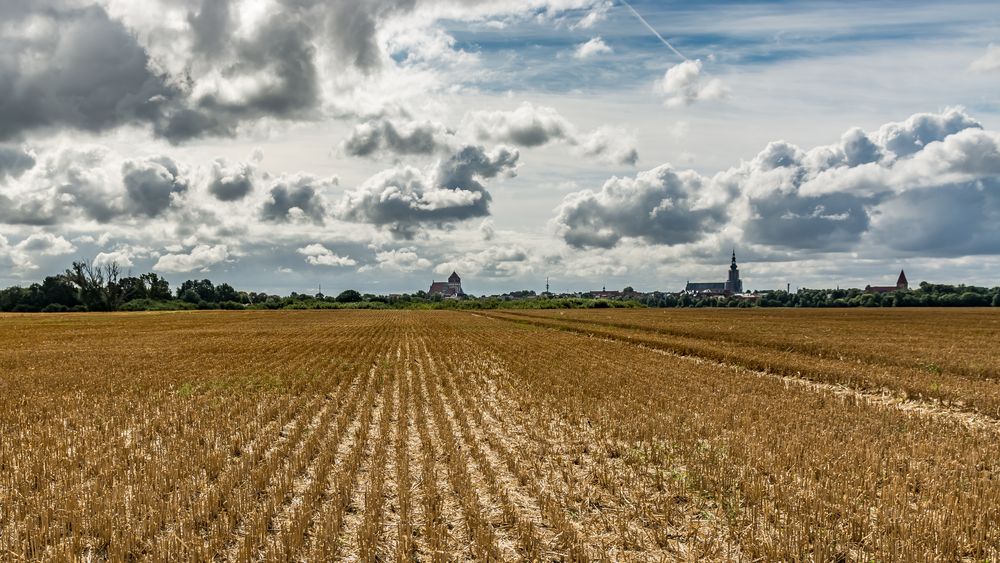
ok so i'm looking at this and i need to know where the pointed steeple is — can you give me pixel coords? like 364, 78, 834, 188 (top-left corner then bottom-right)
726, 249, 743, 294
896, 270, 908, 289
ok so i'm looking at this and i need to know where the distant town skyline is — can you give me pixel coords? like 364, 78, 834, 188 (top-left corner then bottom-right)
1, 0, 999, 295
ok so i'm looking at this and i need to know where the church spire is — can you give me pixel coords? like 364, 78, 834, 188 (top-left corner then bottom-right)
726, 248, 743, 294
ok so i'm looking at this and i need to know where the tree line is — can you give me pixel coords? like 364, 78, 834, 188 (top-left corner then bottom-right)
0, 261, 365, 313
0, 260, 633, 313
636, 284, 1000, 308
1, 260, 997, 313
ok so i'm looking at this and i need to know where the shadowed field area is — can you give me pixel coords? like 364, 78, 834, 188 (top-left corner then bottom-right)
1, 309, 998, 560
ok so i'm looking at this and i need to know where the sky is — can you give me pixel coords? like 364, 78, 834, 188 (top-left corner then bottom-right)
1, 0, 999, 295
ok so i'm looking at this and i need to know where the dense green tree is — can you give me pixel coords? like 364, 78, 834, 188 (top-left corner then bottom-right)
336, 289, 363, 303
141, 273, 172, 301
959, 292, 988, 307
39, 276, 79, 308
177, 279, 217, 302
938, 293, 961, 306
0, 287, 27, 311
216, 283, 239, 303
118, 276, 148, 302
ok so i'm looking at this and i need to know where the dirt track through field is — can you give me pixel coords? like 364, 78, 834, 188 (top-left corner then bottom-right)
481, 310, 1000, 432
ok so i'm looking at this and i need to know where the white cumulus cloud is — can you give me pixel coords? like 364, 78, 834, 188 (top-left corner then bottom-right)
656, 59, 730, 107
555, 108, 1000, 256
574, 37, 612, 59
93, 250, 135, 269
297, 244, 358, 267
0, 233, 77, 273
359, 248, 432, 273
154, 244, 230, 273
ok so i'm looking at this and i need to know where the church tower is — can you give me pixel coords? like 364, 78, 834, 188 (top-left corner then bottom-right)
447, 271, 464, 296
725, 250, 743, 294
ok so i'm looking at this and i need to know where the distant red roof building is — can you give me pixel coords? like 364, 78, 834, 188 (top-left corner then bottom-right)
866, 269, 909, 294
429, 271, 465, 298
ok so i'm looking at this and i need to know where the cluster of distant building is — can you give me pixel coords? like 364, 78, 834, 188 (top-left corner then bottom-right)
426, 251, 910, 301
683, 250, 744, 296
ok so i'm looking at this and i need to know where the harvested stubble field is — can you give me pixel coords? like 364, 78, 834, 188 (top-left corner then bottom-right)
0, 309, 998, 561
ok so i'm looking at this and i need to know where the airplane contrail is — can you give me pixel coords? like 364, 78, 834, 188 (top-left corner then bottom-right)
619, 0, 689, 62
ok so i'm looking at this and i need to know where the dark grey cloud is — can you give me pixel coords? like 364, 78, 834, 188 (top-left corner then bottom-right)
554, 165, 726, 248
0, 196, 60, 226
44, 146, 122, 223
342, 118, 452, 158
280, 0, 416, 71
122, 156, 189, 217
224, 16, 319, 117
464, 104, 639, 165
0, 146, 36, 180
0, 146, 121, 225
744, 192, 874, 251
735, 139, 875, 250
0, 1, 358, 143
438, 145, 520, 191
261, 176, 329, 223
0, 4, 172, 141
318, 0, 395, 71
56, 177, 121, 224
152, 109, 231, 144
207, 159, 255, 201
339, 145, 519, 238
871, 179, 1000, 256
154, 0, 440, 141
466, 103, 573, 147
188, 0, 234, 58
155, 14, 321, 142
0, 0, 616, 147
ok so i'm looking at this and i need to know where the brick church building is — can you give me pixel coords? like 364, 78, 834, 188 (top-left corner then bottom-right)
429, 271, 465, 298
865, 270, 908, 294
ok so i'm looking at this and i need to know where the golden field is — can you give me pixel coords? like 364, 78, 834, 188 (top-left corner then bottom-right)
1, 309, 998, 561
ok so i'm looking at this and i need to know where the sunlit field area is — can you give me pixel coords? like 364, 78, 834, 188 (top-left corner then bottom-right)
1, 309, 998, 560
